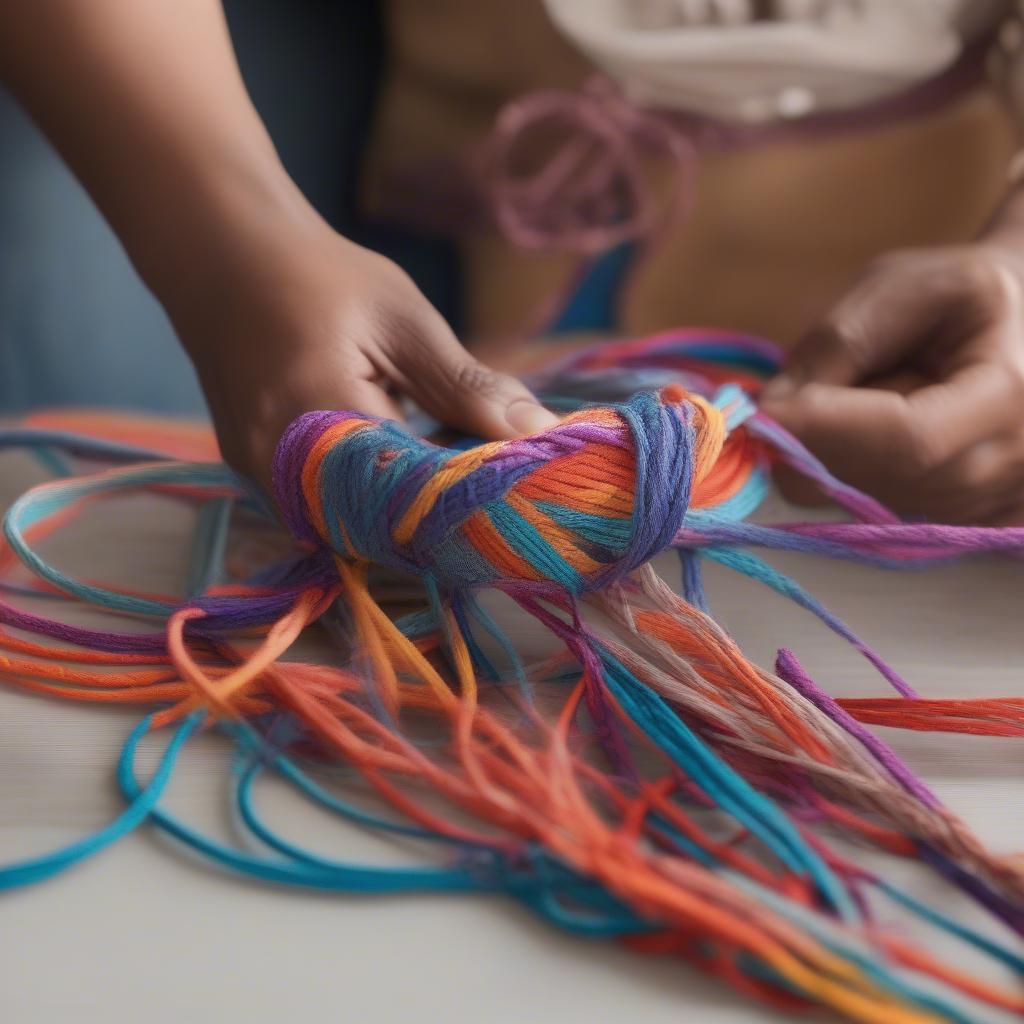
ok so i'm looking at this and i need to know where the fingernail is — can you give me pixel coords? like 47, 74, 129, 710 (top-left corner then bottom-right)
761, 374, 796, 402
506, 400, 559, 436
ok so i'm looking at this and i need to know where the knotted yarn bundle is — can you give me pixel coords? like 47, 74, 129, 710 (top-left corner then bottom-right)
274, 384, 733, 591
3, 330, 1024, 1023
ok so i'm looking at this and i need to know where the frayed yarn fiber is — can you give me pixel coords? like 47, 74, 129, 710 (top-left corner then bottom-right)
3, 331, 1024, 1023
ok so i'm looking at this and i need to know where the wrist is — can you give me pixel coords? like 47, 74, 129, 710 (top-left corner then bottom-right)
133, 148, 326, 322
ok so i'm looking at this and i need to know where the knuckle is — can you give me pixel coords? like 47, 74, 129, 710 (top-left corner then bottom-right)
373, 301, 421, 345
968, 350, 1024, 411
959, 250, 1021, 309
955, 450, 994, 492
862, 247, 936, 286
816, 314, 870, 374
451, 361, 506, 398
899, 416, 943, 477
362, 248, 416, 290
1001, 351, 1024, 398
866, 248, 913, 275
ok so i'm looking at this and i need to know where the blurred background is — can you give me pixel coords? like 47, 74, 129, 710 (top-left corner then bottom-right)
0, 1, 1019, 417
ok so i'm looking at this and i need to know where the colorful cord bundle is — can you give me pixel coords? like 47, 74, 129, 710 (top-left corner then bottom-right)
2, 330, 1024, 1022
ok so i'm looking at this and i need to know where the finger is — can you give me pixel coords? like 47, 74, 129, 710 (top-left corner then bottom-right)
764, 270, 932, 397
765, 383, 927, 493
764, 381, 977, 511
301, 374, 403, 422
240, 376, 404, 499
902, 354, 1023, 460
380, 318, 559, 441
770, 352, 1020, 493
905, 435, 1024, 523
982, 501, 1024, 527
763, 252, 1017, 399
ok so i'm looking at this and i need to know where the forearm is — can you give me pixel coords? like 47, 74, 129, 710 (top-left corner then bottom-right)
0, 1, 314, 314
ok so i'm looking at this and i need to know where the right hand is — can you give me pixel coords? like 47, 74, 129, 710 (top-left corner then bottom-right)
167, 211, 558, 495
761, 244, 1024, 523
0, 0, 558, 499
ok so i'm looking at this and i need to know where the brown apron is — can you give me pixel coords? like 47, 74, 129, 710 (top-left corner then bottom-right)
364, 0, 1019, 350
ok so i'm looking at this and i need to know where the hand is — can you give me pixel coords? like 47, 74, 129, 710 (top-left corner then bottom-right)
169, 212, 558, 494
0, 1, 558, 499
760, 244, 1024, 523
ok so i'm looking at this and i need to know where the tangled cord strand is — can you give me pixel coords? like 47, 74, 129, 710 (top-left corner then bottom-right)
1, 331, 1024, 1022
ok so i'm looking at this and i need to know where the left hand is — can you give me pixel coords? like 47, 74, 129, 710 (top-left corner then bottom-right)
760, 243, 1024, 524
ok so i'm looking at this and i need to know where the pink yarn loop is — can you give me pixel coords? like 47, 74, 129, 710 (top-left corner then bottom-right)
483, 77, 697, 254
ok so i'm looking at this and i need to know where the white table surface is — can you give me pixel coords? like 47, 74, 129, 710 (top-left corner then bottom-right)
1, 445, 1023, 1024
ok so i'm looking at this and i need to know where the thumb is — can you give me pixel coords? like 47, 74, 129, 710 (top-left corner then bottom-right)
385, 321, 559, 441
